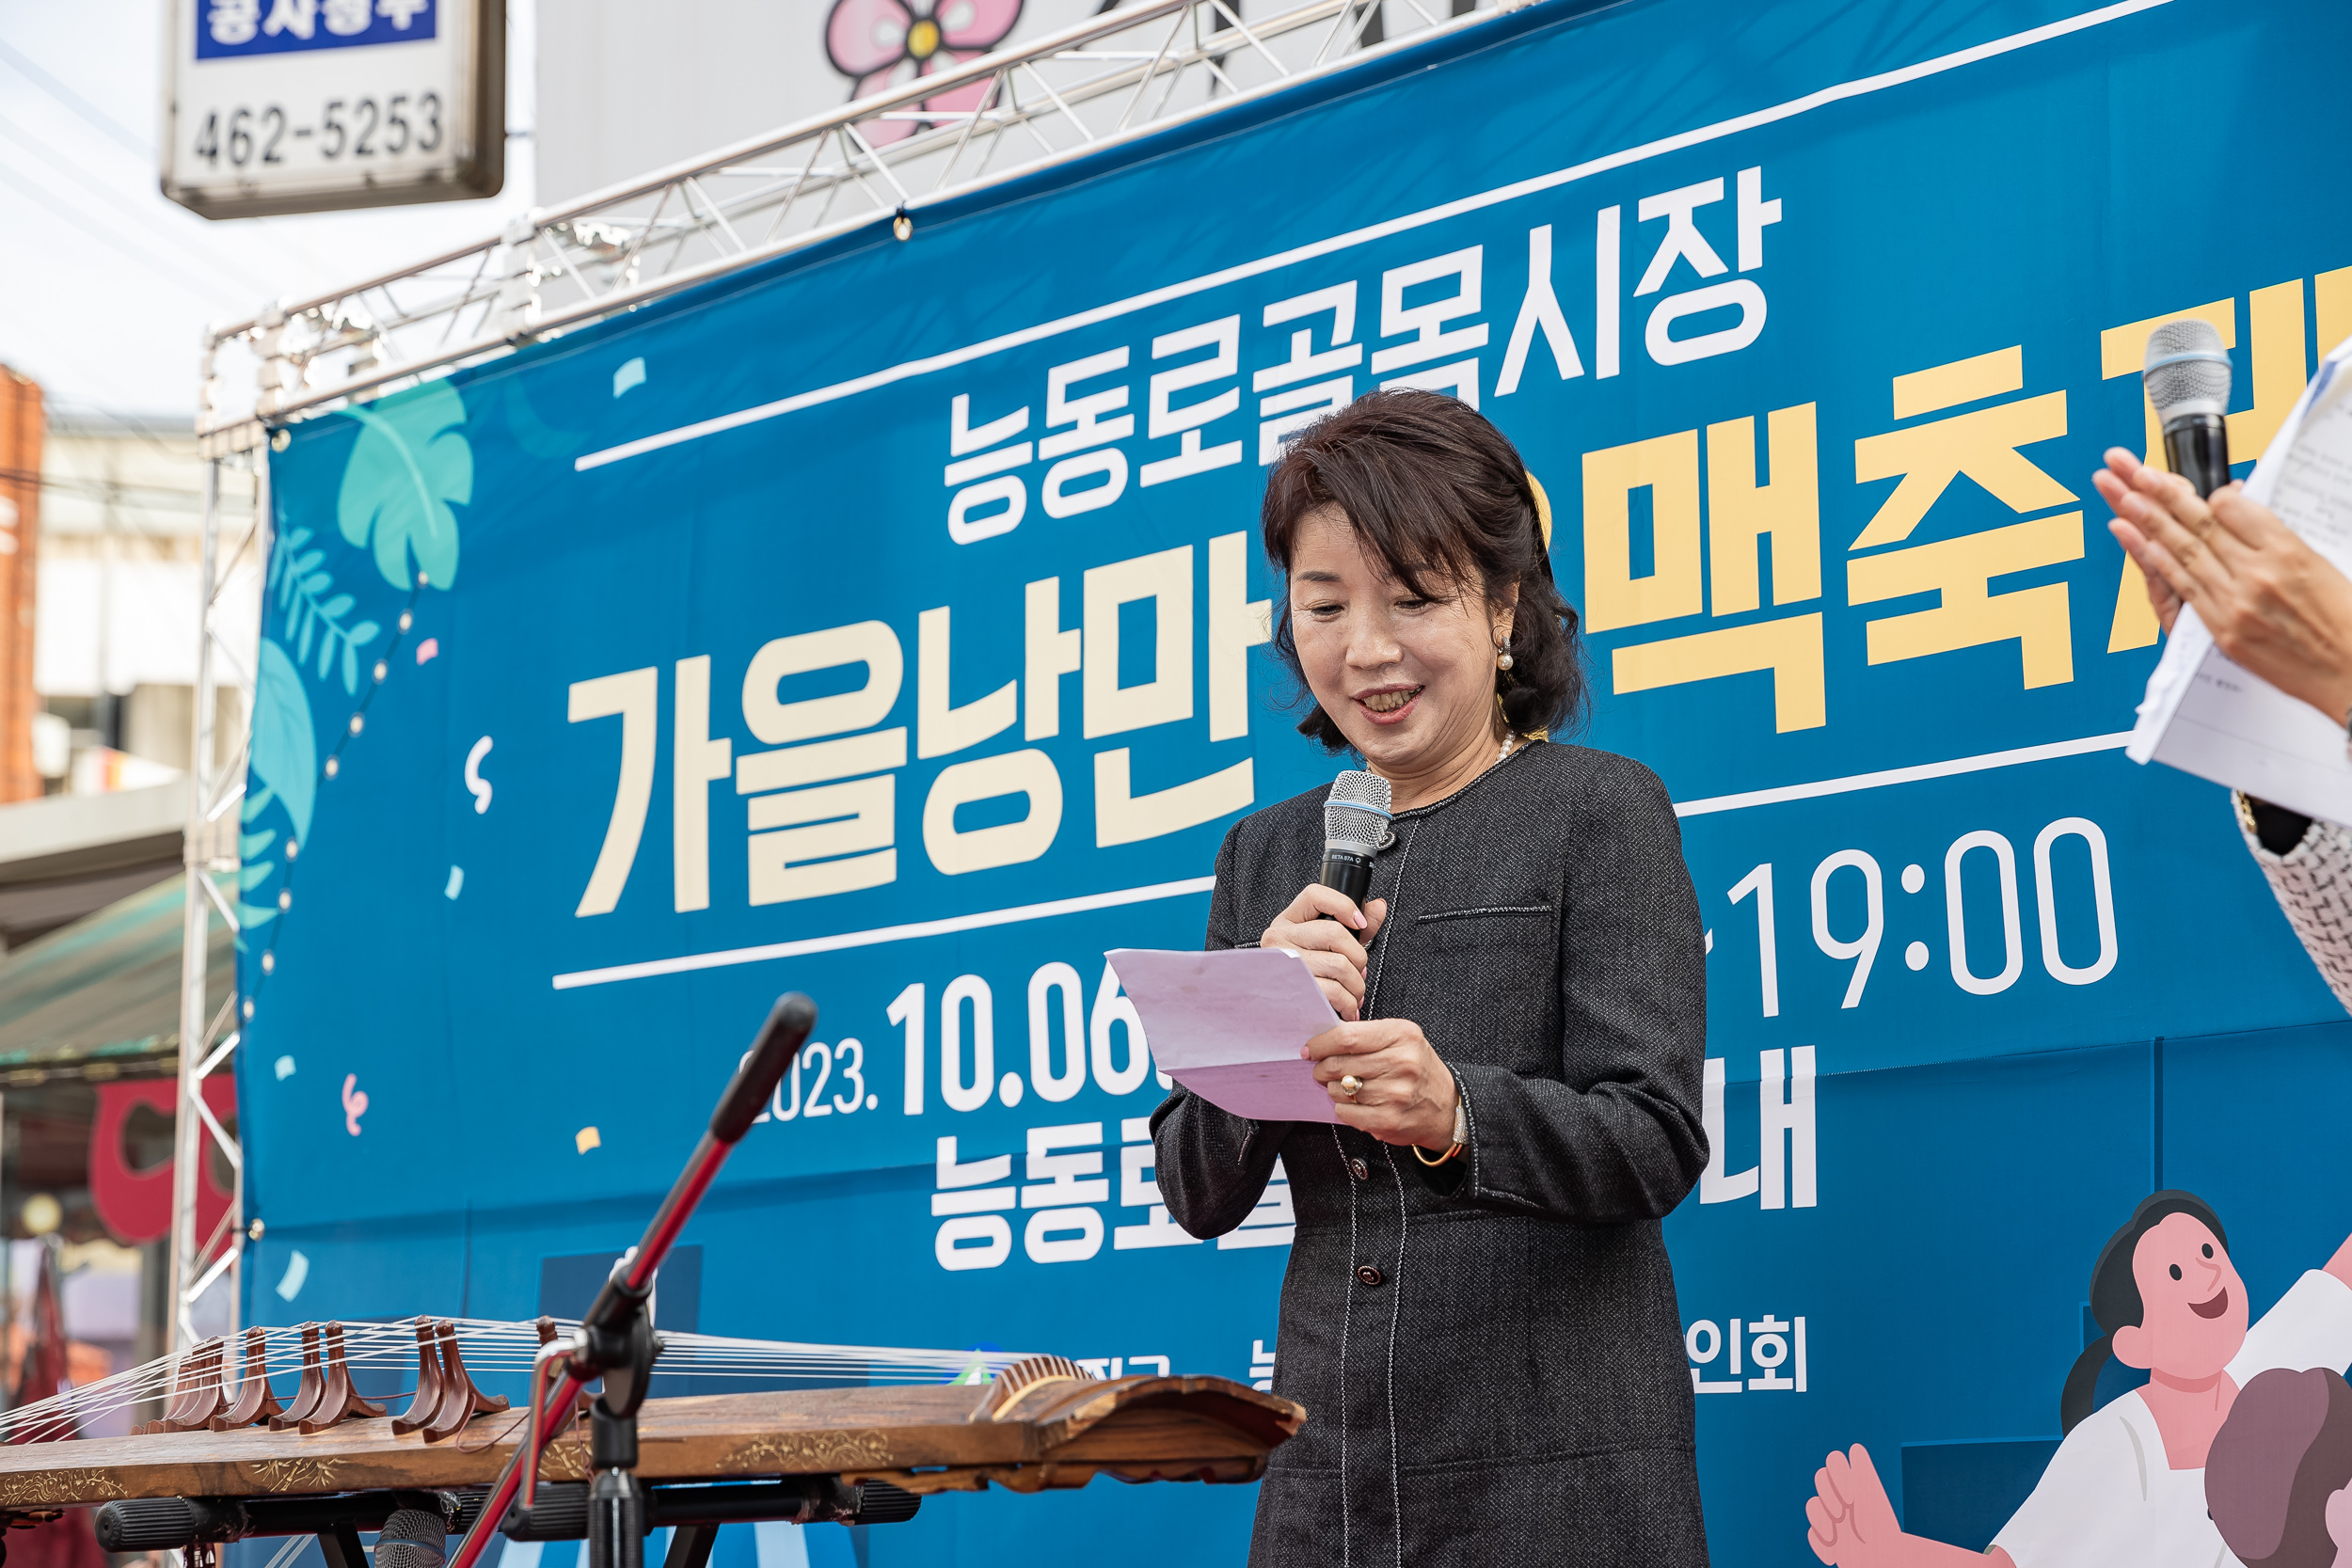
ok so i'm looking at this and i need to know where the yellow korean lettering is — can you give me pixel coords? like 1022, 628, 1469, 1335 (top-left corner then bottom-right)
1612, 613, 1825, 732
2318, 266, 2352, 359
1848, 513, 2084, 689
1850, 376, 2072, 550
1581, 428, 1700, 632
1706, 404, 1820, 615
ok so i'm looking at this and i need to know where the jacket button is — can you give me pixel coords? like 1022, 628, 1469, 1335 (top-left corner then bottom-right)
1355, 1263, 1384, 1288
1347, 1157, 1371, 1181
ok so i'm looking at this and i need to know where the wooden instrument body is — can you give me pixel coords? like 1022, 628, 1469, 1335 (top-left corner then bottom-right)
0, 1375, 1303, 1514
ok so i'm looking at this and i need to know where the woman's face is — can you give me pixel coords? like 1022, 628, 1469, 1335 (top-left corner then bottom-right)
2112, 1213, 2249, 1382
1287, 506, 1514, 779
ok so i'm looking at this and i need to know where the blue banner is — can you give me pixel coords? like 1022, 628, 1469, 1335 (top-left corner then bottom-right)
238, 0, 2352, 1562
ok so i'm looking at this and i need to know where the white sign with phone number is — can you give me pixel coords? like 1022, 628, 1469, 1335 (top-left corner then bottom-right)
161, 0, 502, 219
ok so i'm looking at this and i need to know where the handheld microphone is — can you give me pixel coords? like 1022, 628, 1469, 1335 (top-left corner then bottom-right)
1319, 769, 1391, 916
2142, 318, 2233, 498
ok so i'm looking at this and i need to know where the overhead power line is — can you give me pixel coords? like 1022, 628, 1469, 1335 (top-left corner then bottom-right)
0, 39, 152, 158
0, 113, 267, 304
0, 162, 243, 313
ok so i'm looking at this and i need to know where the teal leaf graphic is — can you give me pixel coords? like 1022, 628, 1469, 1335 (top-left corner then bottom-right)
349, 620, 380, 647
240, 828, 278, 859
251, 638, 317, 844
338, 380, 470, 590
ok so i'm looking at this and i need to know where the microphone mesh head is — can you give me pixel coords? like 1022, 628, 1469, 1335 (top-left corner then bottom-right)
2143, 318, 2232, 420
1325, 769, 1392, 857
375, 1509, 448, 1568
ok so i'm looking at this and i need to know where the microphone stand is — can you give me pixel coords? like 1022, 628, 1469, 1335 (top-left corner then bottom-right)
445, 994, 818, 1568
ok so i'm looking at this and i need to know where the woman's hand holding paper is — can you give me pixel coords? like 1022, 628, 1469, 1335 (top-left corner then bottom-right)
1303, 1019, 1458, 1150
2098, 447, 2352, 724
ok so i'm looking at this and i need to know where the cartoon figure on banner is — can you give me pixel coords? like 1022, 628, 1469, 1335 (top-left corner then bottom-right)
1804, 1191, 2352, 1568
823, 0, 1022, 145
2206, 1366, 2352, 1568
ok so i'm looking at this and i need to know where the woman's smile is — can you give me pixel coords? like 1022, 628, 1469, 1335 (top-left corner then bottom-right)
1356, 684, 1423, 721
2191, 1288, 2232, 1320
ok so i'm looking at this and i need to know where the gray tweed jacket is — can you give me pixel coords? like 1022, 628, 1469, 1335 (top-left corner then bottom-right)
1151, 739, 1710, 1567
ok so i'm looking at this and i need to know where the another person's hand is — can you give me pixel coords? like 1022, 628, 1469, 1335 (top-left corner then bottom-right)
1260, 886, 1388, 1022
2095, 448, 2352, 724
1302, 1019, 1456, 1149
1805, 1444, 2012, 1568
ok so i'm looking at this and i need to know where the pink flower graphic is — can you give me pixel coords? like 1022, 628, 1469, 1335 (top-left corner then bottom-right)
825, 0, 1024, 145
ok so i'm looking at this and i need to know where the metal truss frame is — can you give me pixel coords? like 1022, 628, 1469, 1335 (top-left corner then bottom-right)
171, 450, 263, 1351
172, 0, 1523, 1343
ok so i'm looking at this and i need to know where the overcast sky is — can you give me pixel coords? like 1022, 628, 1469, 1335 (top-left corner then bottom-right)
0, 0, 538, 422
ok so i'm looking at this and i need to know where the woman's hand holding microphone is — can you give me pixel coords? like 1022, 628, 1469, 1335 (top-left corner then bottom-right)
1260, 885, 1460, 1153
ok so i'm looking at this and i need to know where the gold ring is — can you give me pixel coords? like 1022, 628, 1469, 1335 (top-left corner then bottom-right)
1340, 1074, 1363, 1098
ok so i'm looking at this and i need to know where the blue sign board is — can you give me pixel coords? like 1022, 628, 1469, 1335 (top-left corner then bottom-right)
237, 0, 2352, 1562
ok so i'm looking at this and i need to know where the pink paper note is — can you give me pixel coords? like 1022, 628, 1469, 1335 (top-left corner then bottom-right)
1105, 947, 1342, 1123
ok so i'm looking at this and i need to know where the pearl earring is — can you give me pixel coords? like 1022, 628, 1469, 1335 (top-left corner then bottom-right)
1496, 648, 1514, 671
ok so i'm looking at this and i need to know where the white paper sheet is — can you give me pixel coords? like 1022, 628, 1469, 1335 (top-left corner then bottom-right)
2130, 342, 2352, 825
1105, 947, 1343, 1123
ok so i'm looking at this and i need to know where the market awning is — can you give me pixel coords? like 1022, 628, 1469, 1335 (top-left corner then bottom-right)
0, 875, 232, 1086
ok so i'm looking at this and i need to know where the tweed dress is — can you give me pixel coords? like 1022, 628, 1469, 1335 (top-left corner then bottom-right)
2236, 801, 2352, 1014
1151, 739, 1711, 1568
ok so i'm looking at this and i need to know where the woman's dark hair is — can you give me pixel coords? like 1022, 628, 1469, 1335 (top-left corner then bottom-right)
2208, 1368, 2352, 1568
2059, 1190, 2229, 1434
1260, 388, 1585, 752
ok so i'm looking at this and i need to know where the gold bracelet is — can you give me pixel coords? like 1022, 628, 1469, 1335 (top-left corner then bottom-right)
1413, 1140, 1463, 1166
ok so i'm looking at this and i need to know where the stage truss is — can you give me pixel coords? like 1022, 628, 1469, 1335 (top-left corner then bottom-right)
174, 0, 1525, 1346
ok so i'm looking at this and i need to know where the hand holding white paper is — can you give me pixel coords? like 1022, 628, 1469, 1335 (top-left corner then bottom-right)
2130, 338, 2352, 822
1104, 947, 1344, 1124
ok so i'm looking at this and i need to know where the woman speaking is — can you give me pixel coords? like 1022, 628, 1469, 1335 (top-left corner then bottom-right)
1150, 389, 1711, 1565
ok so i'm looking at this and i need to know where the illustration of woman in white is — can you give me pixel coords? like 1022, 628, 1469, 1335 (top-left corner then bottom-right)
1804, 1191, 2352, 1568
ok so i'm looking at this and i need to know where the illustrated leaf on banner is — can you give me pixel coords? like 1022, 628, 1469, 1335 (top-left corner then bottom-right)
251, 637, 318, 846
337, 379, 471, 591
237, 787, 280, 936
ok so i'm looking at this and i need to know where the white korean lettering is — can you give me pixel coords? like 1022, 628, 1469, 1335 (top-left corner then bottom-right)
921, 750, 1061, 875
1635, 179, 1729, 295
1254, 282, 1361, 465
263, 0, 316, 38
1738, 166, 1781, 272
1207, 532, 1271, 743
1758, 1046, 1816, 1211
1140, 316, 1243, 487
934, 1134, 1013, 1271
916, 606, 1017, 759
209, 0, 262, 43
1025, 577, 1084, 741
1024, 1122, 1107, 1264
736, 621, 905, 905
945, 393, 1033, 546
1495, 225, 1584, 397
1372, 247, 1487, 407
1040, 348, 1133, 518
569, 667, 659, 918
672, 656, 733, 913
